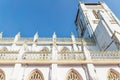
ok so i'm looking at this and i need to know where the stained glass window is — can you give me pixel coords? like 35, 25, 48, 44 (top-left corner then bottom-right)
66, 69, 83, 80
0, 69, 5, 80
107, 69, 120, 80
28, 69, 44, 80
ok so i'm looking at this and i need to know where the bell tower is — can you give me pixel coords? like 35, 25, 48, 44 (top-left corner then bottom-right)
75, 2, 120, 50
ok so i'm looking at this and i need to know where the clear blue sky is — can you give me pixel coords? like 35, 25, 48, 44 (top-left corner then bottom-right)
0, 0, 119, 37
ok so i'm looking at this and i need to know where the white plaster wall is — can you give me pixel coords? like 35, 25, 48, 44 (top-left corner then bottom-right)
95, 65, 120, 80
0, 65, 14, 80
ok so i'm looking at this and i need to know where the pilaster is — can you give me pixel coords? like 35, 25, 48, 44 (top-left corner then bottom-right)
50, 64, 58, 80
10, 43, 26, 80
71, 33, 78, 51
83, 45, 98, 80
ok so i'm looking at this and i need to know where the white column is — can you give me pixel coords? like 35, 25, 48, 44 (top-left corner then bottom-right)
51, 64, 58, 80
32, 32, 39, 51
86, 64, 98, 80
49, 32, 58, 80
10, 44, 26, 80
52, 32, 57, 60
71, 33, 78, 51
84, 45, 98, 80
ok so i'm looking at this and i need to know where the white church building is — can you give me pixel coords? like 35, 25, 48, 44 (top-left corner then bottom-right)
0, 2, 120, 80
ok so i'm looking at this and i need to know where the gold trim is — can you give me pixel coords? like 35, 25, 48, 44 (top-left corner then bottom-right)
0, 60, 120, 64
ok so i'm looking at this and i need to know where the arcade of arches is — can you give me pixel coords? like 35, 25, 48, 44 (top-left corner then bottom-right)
0, 68, 120, 80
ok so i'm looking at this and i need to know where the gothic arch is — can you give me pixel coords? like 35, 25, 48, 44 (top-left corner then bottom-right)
60, 47, 70, 53
65, 69, 83, 80
28, 69, 44, 80
0, 47, 8, 52
40, 47, 49, 52
0, 69, 5, 80
107, 68, 120, 80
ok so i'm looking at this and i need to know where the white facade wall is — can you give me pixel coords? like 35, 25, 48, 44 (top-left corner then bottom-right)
0, 2, 120, 80
95, 65, 120, 80
0, 66, 14, 80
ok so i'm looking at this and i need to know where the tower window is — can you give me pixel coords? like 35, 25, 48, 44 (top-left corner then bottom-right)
93, 10, 99, 19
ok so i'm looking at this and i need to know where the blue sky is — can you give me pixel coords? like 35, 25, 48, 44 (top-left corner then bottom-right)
0, 0, 119, 37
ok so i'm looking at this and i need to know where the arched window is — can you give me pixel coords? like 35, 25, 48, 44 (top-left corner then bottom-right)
60, 47, 70, 53
40, 47, 49, 52
107, 69, 120, 80
92, 10, 99, 19
0, 47, 8, 52
0, 69, 5, 80
28, 69, 44, 80
66, 69, 83, 80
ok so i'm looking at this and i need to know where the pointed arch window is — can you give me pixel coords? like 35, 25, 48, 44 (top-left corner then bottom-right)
28, 69, 44, 80
93, 10, 99, 19
0, 69, 5, 80
66, 69, 83, 80
60, 47, 70, 53
107, 69, 120, 80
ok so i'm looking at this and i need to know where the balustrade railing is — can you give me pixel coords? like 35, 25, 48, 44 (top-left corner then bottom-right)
58, 52, 85, 60
22, 51, 52, 60
0, 51, 18, 60
0, 51, 85, 61
90, 51, 120, 59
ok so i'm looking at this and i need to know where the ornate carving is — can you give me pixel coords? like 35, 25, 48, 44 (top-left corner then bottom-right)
66, 69, 83, 80
28, 69, 44, 80
107, 69, 120, 80
0, 69, 5, 80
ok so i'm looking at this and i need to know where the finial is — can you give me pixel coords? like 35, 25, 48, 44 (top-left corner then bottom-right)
17, 32, 20, 38
14, 32, 20, 42
0, 32, 3, 38
53, 32, 57, 38
34, 32, 39, 37
33, 32, 39, 42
